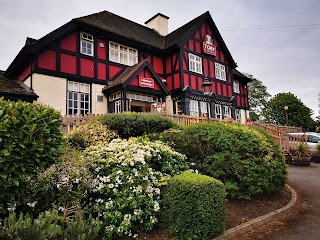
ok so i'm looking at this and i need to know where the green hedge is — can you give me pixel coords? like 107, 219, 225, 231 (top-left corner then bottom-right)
0, 99, 64, 214
162, 171, 226, 240
156, 122, 287, 199
98, 112, 179, 139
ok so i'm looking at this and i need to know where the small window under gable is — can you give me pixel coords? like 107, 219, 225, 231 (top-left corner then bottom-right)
234, 80, 240, 93
80, 32, 94, 56
215, 62, 226, 81
188, 53, 202, 74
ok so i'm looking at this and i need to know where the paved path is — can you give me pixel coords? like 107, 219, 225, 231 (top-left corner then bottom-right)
236, 163, 320, 240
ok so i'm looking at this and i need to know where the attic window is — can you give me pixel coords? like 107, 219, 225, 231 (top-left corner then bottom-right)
80, 32, 94, 56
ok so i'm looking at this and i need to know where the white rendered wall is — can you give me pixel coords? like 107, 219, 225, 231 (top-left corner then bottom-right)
92, 83, 108, 115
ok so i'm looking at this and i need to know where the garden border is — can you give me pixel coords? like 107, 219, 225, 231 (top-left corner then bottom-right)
213, 184, 297, 240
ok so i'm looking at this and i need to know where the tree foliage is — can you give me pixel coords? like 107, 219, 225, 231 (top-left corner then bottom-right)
262, 92, 316, 131
246, 74, 271, 119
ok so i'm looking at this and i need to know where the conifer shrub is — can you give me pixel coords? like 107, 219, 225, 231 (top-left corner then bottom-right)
157, 122, 287, 199
0, 99, 64, 215
161, 171, 226, 240
64, 120, 118, 149
98, 112, 179, 139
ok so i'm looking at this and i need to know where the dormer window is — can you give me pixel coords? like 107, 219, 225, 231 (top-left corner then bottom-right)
80, 32, 94, 56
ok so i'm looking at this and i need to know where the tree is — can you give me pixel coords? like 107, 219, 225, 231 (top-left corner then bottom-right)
246, 74, 271, 120
262, 92, 316, 131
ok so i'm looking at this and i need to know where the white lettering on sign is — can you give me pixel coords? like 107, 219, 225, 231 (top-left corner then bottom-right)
139, 77, 154, 88
203, 35, 216, 56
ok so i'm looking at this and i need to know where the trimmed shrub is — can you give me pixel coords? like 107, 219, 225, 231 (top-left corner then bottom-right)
157, 122, 287, 199
162, 171, 226, 240
64, 120, 118, 149
98, 112, 179, 139
83, 138, 189, 239
0, 99, 64, 215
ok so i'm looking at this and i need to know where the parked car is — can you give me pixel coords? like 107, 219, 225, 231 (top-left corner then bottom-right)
288, 132, 320, 153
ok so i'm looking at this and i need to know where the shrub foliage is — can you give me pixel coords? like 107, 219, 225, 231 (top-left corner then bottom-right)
98, 112, 179, 139
157, 122, 287, 199
162, 171, 226, 240
0, 99, 64, 214
64, 120, 118, 149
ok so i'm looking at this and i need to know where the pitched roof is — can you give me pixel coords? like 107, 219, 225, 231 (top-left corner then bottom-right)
0, 71, 38, 101
74, 11, 166, 49
104, 59, 169, 95
232, 69, 252, 83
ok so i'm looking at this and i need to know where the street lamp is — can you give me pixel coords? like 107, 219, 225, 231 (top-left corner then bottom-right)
284, 105, 289, 133
201, 76, 212, 120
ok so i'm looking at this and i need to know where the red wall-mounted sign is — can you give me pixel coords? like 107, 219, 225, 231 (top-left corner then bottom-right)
203, 34, 216, 56
139, 77, 154, 88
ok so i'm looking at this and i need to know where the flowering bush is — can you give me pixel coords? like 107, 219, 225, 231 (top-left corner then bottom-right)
24, 150, 94, 213
64, 120, 118, 149
84, 138, 189, 239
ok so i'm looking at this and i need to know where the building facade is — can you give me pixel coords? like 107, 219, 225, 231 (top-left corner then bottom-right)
4, 11, 251, 123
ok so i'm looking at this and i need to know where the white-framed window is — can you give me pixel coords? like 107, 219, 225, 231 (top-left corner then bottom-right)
109, 92, 121, 101
215, 104, 222, 119
188, 53, 203, 74
235, 109, 241, 122
67, 81, 90, 115
233, 80, 240, 93
126, 92, 156, 102
223, 106, 232, 119
80, 32, 94, 56
176, 101, 182, 114
215, 62, 226, 81
109, 42, 138, 66
115, 100, 121, 113
200, 101, 208, 117
190, 100, 199, 116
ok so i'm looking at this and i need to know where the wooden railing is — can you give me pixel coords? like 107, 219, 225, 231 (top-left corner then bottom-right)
62, 113, 305, 154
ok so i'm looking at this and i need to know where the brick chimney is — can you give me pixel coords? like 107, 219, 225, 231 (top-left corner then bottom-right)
145, 13, 169, 36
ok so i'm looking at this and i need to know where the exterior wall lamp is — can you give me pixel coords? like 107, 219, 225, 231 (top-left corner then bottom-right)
201, 76, 212, 96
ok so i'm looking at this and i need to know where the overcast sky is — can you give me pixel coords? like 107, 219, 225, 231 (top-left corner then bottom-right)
1, 0, 319, 117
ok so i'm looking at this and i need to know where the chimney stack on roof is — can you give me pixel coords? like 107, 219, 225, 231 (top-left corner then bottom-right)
145, 13, 169, 36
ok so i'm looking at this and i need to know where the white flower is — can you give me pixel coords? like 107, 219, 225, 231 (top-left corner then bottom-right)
154, 201, 160, 212
27, 201, 37, 208
108, 183, 114, 189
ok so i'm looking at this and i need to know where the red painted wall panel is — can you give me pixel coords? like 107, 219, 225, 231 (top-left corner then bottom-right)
145, 69, 152, 79
195, 30, 200, 39
207, 26, 212, 37
166, 57, 171, 73
109, 65, 123, 79
237, 96, 241, 106
209, 60, 215, 78
211, 81, 216, 93
38, 50, 56, 71
217, 82, 222, 95
97, 62, 106, 80
184, 73, 189, 87
60, 53, 76, 75
173, 73, 180, 89
222, 84, 227, 96
167, 76, 172, 91
220, 52, 225, 63
214, 38, 218, 47
130, 76, 139, 86
80, 58, 94, 78
241, 96, 245, 108
18, 64, 31, 81
97, 39, 107, 60
188, 39, 194, 51
201, 24, 206, 38
227, 68, 231, 83
216, 50, 220, 61
195, 41, 201, 53
61, 32, 76, 52
183, 52, 188, 70
191, 75, 197, 90
134, 70, 161, 90
203, 58, 208, 76
228, 85, 233, 97
153, 56, 163, 75
197, 76, 203, 91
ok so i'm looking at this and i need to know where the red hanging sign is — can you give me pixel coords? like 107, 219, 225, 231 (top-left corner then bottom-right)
139, 77, 154, 88
203, 34, 216, 56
